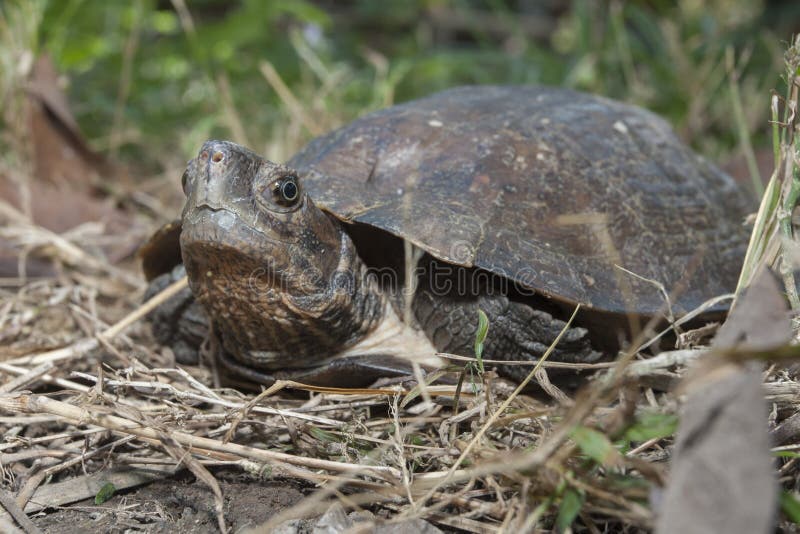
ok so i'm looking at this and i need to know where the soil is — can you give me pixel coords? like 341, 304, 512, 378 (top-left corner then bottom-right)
31, 470, 308, 533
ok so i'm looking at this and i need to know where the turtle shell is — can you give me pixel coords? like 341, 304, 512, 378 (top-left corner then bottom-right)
288, 85, 750, 315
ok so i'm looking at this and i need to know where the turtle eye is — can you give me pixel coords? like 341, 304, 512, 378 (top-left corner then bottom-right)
273, 175, 300, 206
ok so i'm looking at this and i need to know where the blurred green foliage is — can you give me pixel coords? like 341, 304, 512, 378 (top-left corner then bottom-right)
2, 0, 798, 169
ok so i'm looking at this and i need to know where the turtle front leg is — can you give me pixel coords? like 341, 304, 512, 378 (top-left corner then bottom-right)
145, 264, 209, 365
413, 289, 602, 384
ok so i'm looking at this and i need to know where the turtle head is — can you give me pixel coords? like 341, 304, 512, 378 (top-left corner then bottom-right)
178, 140, 384, 371
180, 139, 343, 296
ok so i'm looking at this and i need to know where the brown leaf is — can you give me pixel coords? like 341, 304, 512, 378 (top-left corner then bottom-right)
655, 269, 782, 534
0, 55, 142, 277
26, 54, 110, 188
712, 268, 791, 350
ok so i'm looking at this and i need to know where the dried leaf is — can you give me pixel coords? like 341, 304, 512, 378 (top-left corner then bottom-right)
656, 269, 781, 534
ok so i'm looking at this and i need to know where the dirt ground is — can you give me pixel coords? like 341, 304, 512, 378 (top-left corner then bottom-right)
30, 470, 309, 533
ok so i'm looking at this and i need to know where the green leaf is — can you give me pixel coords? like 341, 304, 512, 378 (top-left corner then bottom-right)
94, 482, 116, 505
555, 487, 584, 532
309, 427, 338, 443
624, 412, 678, 442
571, 426, 620, 467
474, 309, 489, 373
408, 434, 425, 446
781, 491, 800, 524
150, 10, 179, 34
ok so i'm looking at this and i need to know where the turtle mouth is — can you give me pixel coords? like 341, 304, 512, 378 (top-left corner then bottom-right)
180, 205, 289, 290
181, 205, 289, 249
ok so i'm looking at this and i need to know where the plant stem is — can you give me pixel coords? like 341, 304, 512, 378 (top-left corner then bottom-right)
726, 46, 764, 198
779, 41, 800, 310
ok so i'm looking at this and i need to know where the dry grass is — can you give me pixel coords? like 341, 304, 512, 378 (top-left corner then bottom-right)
0, 271, 656, 533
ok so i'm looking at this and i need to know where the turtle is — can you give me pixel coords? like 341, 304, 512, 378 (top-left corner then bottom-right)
141, 85, 750, 387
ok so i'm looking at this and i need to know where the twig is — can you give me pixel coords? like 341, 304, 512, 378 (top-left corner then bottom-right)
108, 0, 142, 156
0, 488, 41, 534
0, 361, 89, 392
0, 393, 401, 481
0, 201, 142, 288
435, 352, 614, 370
3, 276, 188, 367
73, 373, 348, 428
0, 362, 54, 393
259, 61, 323, 136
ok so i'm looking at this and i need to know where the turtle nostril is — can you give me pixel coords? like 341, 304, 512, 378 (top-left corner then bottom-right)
212, 151, 224, 163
